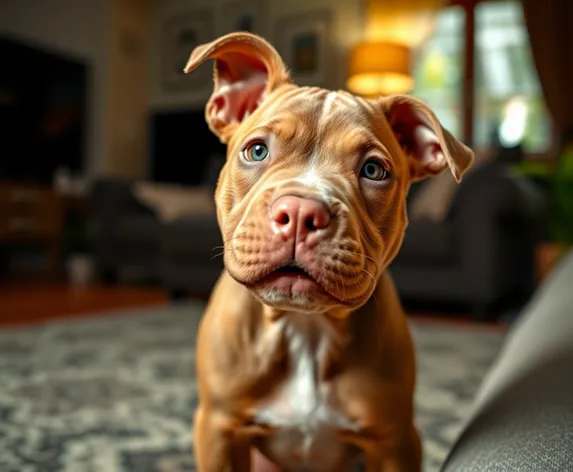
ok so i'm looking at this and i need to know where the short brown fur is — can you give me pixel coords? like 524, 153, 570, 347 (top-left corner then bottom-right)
184, 32, 474, 472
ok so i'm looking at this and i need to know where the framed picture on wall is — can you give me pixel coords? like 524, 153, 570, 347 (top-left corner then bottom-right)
161, 9, 215, 92
274, 11, 333, 87
219, 0, 268, 37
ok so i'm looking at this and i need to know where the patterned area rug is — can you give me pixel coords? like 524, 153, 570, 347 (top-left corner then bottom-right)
0, 302, 505, 472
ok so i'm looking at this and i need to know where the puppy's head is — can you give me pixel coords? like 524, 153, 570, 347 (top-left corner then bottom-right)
185, 33, 474, 314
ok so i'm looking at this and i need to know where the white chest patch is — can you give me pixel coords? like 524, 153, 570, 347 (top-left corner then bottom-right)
254, 313, 358, 471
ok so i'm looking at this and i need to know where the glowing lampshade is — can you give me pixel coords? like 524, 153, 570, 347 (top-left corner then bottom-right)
347, 41, 413, 97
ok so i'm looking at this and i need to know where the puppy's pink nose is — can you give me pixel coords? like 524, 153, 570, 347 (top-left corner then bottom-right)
271, 196, 330, 242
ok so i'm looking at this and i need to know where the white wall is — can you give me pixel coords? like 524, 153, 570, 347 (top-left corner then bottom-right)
0, 0, 108, 175
150, 0, 365, 110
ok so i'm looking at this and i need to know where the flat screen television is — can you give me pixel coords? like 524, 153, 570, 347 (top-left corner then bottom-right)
0, 36, 88, 184
150, 109, 226, 186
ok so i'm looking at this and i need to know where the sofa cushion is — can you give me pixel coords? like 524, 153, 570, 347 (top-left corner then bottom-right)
409, 171, 462, 223
408, 152, 490, 223
162, 214, 222, 261
394, 219, 456, 265
133, 183, 215, 223
116, 215, 160, 247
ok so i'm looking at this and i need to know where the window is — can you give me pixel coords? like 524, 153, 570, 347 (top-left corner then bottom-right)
412, 0, 552, 154
412, 7, 465, 139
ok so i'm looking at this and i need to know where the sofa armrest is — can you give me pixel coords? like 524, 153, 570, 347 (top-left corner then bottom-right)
452, 163, 547, 222
441, 251, 573, 471
88, 179, 156, 270
451, 164, 548, 304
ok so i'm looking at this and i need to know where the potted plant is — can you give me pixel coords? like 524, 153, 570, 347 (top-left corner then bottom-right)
510, 129, 573, 281
551, 130, 573, 246
538, 130, 573, 279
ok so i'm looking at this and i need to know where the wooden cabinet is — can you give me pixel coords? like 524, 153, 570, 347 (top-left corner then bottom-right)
0, 182, 63, 279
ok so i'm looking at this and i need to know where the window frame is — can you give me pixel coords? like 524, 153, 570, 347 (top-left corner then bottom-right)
448, 0, 556, 159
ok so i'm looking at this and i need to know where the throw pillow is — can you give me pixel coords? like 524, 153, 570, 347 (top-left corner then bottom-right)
133, 182, 215, 223
409, 150, 489, 222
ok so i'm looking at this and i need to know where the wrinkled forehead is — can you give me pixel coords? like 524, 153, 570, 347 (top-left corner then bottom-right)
251, 87, 400, 160
270, 87, 371, 121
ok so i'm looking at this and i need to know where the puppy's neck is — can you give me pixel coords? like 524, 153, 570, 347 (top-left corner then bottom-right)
261, 303, 353, 323
258, 302, 352, 381
256, 295, 356, 356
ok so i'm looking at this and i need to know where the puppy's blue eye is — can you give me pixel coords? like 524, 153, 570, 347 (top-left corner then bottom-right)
245, 142, 269, 162
360, 160, 389, 181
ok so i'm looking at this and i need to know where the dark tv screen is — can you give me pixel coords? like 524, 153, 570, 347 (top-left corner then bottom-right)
150, 109, 226, 186
0, 36, 88, 183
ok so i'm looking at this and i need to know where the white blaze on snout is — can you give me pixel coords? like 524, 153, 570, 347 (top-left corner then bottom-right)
295, 168, 334, 204
298, 168, 321, 187
301, 90, 362, 199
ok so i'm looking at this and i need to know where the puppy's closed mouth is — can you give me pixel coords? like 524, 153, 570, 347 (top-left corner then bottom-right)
271, 264, 310, 277
258, 263, 320, 284
255, 263, 323, 292
233, 262, 365, 307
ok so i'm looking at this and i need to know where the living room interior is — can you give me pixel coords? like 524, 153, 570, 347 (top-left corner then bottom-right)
1, 0, 572, 471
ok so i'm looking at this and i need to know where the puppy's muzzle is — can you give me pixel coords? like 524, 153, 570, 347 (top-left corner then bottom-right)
227, 181, 375, 308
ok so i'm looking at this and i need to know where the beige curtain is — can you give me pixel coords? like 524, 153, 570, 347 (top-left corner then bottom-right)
521, 0, 573, 146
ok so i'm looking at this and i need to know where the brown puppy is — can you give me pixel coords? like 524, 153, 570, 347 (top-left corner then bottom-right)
184, 32, 473, 472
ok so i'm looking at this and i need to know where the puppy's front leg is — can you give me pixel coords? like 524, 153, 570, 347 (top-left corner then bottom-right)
194, 407, 251, 472
365, 425, 422, 472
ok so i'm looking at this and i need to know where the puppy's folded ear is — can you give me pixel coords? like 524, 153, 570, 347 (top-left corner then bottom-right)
184, 32, 291, 143
376, 95, 474, 182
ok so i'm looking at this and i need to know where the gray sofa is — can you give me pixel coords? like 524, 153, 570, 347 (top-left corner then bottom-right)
90, 178, 161, 283
391, 162, 546, 317
89, 155, 225, 290
441, 249, 573, 471
161, 212, 223, 298
160, 156, 225, 297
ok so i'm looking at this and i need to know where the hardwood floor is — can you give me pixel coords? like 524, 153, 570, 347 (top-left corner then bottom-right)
0, 282, 167, 328
0, 282, 507, 331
